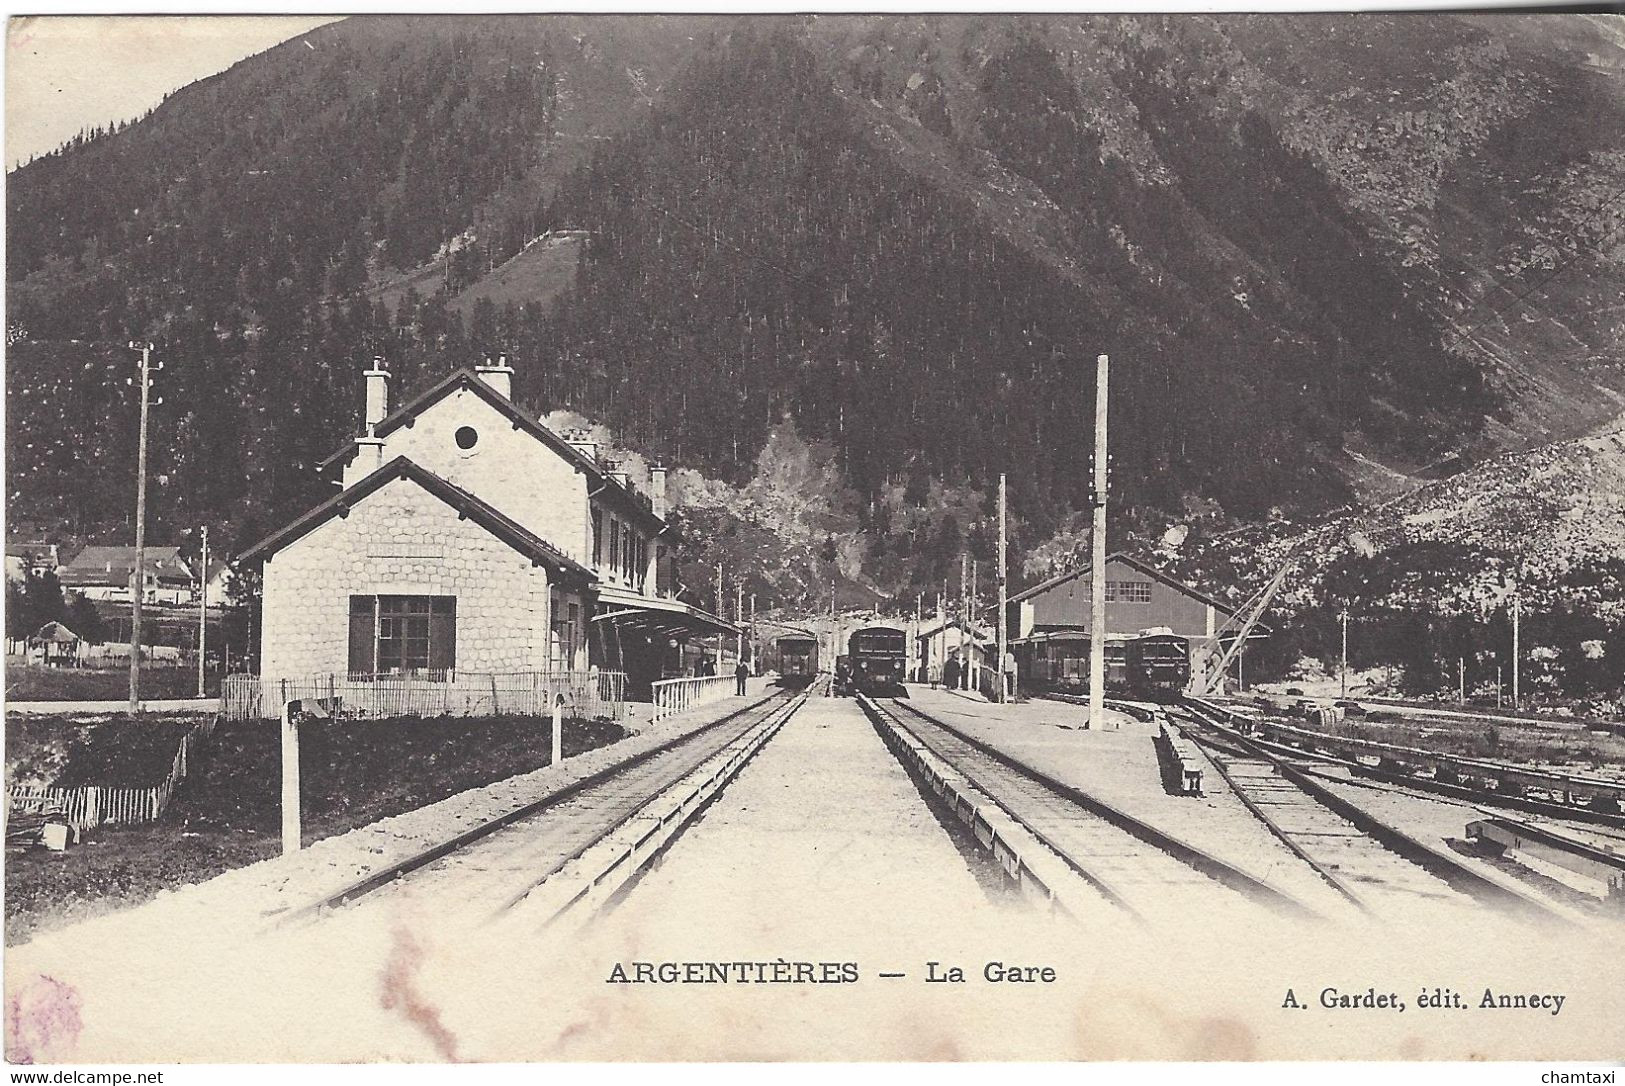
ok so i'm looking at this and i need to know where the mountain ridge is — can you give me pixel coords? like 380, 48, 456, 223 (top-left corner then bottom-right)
7, 14, 1622, 602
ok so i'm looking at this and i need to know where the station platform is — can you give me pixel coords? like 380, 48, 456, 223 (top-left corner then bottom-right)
898, 686, 1347, 911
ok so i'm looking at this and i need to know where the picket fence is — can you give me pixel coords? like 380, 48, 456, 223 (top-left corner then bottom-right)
219, 669, 628, 722
5, 715, 218, 836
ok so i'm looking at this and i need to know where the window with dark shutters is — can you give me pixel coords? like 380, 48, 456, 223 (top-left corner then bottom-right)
348, 594, 455, 678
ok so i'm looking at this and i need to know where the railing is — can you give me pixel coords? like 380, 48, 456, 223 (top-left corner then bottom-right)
650, 675, 738, 723
5, 715, 217, 836
219, 669, 627, 721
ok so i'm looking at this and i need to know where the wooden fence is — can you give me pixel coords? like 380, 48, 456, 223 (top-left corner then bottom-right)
219, 669, 628, 722
5, 715, 217, 837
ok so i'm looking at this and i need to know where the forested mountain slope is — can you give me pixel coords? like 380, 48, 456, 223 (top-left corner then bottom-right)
8, 14, 1622, 600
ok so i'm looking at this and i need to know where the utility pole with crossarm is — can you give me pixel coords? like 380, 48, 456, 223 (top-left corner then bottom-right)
127, 341, 160, 713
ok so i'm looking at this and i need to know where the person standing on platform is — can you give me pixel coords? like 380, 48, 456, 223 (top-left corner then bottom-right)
943, 654, 960, 693
735, 658, 749, 697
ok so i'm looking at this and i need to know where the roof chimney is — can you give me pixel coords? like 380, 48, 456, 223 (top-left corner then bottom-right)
650, 464, 668, 520
476, 353, 515, 400
355, 427, 385, 476
610, 469, 630, 489
364, 357, 390, 429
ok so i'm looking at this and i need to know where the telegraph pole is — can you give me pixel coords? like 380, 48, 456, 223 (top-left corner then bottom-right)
197, 525, 209, 699
971, 558, 979, 687
1511, 592, 1521, 708
736, 581, 745, 663
960, 552, 970, 690
128, 341, 156, 713
1339, 607, 1349, 700
998, 473, 1008, 704
1087, 353, 1109, 731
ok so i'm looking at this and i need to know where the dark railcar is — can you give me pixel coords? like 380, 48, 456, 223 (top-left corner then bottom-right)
1015, 633, 1127, 696
847, 625, 907, 696
1124, 632, 1191, 702
773, 635, 819, 689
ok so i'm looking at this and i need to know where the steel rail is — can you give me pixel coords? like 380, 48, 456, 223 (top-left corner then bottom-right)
1189, 699, 1625, 831
887, 698, 1322, 920
501, 685, 816, 924
275, 688, 790, 924
855, 693, 1136, 920
1164, 709, 1375, 916
1179, 700, 1574, 926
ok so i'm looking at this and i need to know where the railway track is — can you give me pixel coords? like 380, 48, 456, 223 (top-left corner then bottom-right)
1176, 700, 1575, 925
1195, 697, 1625, 827
857, 694, 1322, 926
278, 685, 816, 930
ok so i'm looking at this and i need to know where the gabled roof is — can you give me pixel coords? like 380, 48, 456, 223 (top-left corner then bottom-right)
316, 367, 667, 534
1009, 551, 1245, 620
59, 545, 193, 586
239, 456, 592, 584
917, 618, 993, 642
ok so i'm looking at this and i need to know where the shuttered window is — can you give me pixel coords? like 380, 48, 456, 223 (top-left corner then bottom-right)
347, 595, 456, 678
348, 596, 375, 675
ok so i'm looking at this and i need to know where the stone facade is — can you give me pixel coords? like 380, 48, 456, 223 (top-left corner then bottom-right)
260, 475, 579, 681
342, 388, 591, 566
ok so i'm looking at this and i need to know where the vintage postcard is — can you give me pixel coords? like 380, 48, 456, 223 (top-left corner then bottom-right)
4, 9, 1624, 1067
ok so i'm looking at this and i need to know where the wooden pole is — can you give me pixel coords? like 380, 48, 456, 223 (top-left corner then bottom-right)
197, 525, 209, 699
998, 473, 1008, 704
129, 342, 152, 713
1511, 593, 1521, 708
960, 552, 970, 690
552, 694, 564, 766
1339, 607, 1349, 700
1088, 353, 1109, 731
281, 700, 301, 856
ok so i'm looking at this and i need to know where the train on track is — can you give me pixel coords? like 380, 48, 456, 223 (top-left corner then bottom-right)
842, 625, 907, 696
1017, 629, 1191, 702
768, 634, 820, 689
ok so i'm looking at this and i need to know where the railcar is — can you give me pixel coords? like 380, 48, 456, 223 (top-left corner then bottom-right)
771, 634, 819, 689
1123, 632, 1192, 702
847, 625, 907, 696
1015, 632, 1128, 695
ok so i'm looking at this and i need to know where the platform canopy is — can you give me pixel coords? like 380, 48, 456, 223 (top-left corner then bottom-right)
591, 584, 739, 641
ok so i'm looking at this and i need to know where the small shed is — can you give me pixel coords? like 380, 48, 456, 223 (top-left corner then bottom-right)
29, 621, 81, 666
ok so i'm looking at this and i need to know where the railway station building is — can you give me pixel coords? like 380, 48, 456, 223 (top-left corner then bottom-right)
1005, 552, 1266, 692
240, 359, 736, 711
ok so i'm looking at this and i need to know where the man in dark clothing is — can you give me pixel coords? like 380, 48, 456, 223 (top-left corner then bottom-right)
735, 659, 749, 696
943, 655, 960, 693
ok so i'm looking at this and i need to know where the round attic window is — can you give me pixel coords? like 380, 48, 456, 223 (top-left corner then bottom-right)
454, 426, 479, 451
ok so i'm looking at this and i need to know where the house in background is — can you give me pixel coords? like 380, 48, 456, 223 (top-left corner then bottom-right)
5, 542, 60, 583
198, 558, 233, 607
57, 546, 195, 605
241, 358, 735, 706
